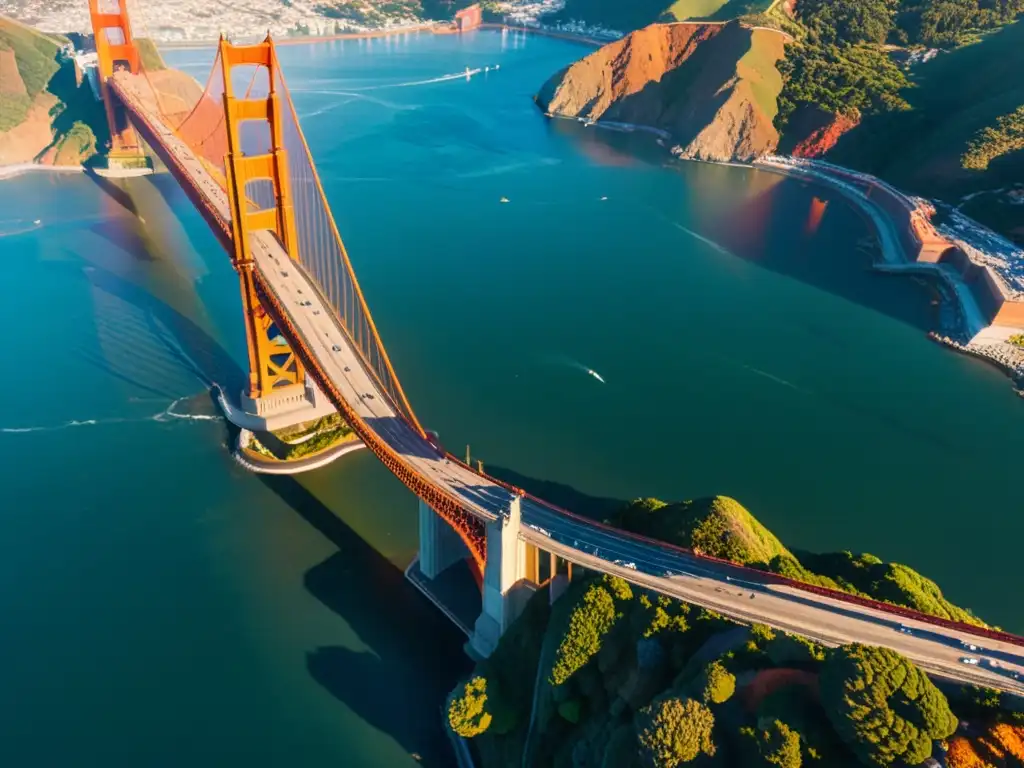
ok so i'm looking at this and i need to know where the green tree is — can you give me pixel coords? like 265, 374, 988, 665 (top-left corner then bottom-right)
799, 0, 895, 44
695, 660, 736, 704
636, 695, 716, 767
741, 720, 803, 768
447, 676, 492, 738
820, 644, 957, 766
549, 581, 620, 686
962, 105, 1024, 171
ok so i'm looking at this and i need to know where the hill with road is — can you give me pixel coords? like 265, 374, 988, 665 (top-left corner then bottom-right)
534, 0, 1024, 242
448, 495, 1024, 768
536, 20, 787, 163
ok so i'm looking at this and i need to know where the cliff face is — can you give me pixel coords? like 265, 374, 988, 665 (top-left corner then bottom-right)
536, 21, 788, 163
781, 106, 861, 158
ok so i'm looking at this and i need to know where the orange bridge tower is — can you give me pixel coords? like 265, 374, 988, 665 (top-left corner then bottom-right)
218, 36, 337, 432
88, 0, 145, 161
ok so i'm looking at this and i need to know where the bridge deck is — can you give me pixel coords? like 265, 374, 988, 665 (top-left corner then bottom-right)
110, 72, 1024, 695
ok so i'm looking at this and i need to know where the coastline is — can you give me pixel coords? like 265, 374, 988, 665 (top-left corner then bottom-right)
149, 21, 606, 51
541, 103, 1024, 394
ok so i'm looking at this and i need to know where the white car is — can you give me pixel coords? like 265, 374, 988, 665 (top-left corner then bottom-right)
613, 560, 637, 570
961, 657, 980, 665
962, 641, 979, 651
899, 626, 913, 634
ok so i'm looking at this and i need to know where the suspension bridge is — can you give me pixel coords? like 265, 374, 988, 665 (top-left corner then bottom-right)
83, 0, 1024, 689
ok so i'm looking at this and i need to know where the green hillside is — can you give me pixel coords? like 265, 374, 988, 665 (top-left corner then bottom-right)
0, 15, 61, 130
543, 0, 773, 30
830, 19, 1024, 213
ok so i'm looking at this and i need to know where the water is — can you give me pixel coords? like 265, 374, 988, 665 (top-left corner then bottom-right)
1, 28, 1022, 765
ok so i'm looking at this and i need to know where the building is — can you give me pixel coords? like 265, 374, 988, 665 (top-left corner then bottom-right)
454, 4, 482, 32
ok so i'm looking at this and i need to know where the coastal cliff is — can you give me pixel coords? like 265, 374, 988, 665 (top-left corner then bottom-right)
536, 21, 788, 163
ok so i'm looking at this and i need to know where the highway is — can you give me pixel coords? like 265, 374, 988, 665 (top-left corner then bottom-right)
110, 72, 1024, 696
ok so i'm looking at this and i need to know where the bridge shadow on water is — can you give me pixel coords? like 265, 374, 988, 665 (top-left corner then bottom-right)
256, 473, 471, 767
484, 464, 626, 521
79, 261, 246, 397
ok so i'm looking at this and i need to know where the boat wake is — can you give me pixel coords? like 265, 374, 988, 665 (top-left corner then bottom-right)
670, 222, 734, 258
549, 355, 607, 384
0, 394, 222, 434
740, 364, 806, 393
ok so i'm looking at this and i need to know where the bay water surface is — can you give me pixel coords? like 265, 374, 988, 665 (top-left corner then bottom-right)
0, 28, 1021, 766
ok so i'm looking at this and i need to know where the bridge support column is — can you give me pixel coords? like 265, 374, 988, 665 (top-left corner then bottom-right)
418, 498, 470, 579
469, 496, 535, 659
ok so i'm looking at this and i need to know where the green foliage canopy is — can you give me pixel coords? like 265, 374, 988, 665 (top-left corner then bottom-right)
820, 644, 958, 766
695, 660, 736, 704
962, 105, 1024, 170
636, 695, 716, 767
549, 580, 620, 686
741, 720, 803, 768
447, 676, 493, 738
799, 0, 894, 44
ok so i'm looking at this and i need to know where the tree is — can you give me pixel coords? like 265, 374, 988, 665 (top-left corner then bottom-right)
549, 580, 620, 686
820, 644, 957, 766
741, 720, 803, 768
636, 695, 716, 767
447, 676, 492, 738
799, 0, 895, 44
695, 660, 736, 705
962, 105, 1024, 171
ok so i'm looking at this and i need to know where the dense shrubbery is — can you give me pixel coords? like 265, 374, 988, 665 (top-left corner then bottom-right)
694, 660, 735, 704
549, 578, 621, 686
1009, 334, 1024, 348
740, 720, 803, 768
636, 695, 716, 767
820, 644, 957, 765
776, 41, 909, 128
449, 492, 1011, 767
962, 105, 1024, 170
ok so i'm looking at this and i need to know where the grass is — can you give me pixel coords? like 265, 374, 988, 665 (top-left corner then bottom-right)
0, 16, 61, 130
271, 412, 348, 442
736, 27, 787, 121
284, 425, 356, 459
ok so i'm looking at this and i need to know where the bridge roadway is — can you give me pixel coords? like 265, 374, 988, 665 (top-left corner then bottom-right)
110, 73, 1024, 695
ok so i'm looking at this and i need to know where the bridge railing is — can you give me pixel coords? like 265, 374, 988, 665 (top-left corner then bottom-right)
518, 491, 1024, 647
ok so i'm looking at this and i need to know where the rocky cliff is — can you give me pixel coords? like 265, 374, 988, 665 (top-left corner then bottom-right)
536, 21, 789, 163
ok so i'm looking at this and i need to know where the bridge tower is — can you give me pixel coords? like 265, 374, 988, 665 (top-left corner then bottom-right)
88, 0, 144, 160
218, 36, 336, 430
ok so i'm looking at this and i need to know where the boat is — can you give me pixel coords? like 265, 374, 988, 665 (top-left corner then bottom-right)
499, 197, 510, 203
33, 219, 41, 225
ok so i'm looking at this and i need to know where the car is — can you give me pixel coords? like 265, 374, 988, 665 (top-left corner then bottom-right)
983, 659, 1000, 668
281, 271, 289, 277
962, 642, 979, 651
313, 310, 321, 315
961, 657, 980, 665
343, 366, 351, 372
331, 345, 342, 352
899, 626, 913, 635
